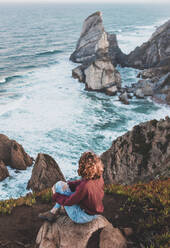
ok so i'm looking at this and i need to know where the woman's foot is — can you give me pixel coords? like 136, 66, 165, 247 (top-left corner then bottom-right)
38, 211, 56, 222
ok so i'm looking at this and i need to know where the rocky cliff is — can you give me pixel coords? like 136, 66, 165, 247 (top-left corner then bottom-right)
127, 20, 170, 69
101, 116, 170, 185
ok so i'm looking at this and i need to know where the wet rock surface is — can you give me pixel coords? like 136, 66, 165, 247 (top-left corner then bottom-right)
27, 153, 65, 192
101, 117, 170, 185
0, 134, 33, 171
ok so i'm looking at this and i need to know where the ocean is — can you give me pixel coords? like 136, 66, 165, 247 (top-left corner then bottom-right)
0, 3, 170, 200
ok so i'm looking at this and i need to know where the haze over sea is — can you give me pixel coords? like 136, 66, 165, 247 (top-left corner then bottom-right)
0, 3, 170, 200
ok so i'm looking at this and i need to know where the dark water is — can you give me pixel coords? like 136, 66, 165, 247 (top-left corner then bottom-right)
0, 3, 170, 199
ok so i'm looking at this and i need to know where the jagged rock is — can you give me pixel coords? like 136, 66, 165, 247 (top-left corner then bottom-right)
119, 92, 129, 105
0, 134, 33, 170
0, 160, 9, 181
127, 20, 170, 69
105, 85, 118, 96
36, 215, 127, 248
84, 58, 121, 91
134, 88, 145, 98
27, 153, 65, 192
70, 11, 107, 63
70, 11, 125, 66
72, 65, 85, 83
135, 79, 154, 96
107, 33, 127, 66
101, 117, 170, 185
136, 66, 170, 104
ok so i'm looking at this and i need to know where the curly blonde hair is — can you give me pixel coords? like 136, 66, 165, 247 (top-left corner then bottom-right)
78, 151, 104, 180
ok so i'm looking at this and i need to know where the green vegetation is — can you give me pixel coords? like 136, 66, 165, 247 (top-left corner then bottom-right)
0, 188, 52, 214
105, 179, 170, 248
0, 179, 169, 247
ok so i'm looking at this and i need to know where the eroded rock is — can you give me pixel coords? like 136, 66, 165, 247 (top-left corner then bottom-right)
36, 215, 126, 248
0, 134, 33, 170
101, 117, 170, 185
84, 58, 121, 91
119, 92, 129, 105
27, 153, 65, 192
0, 160, 9, 181
100, 224, 127, 248
127, 20, 170, 69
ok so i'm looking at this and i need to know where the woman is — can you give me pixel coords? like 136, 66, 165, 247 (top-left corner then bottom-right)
39, 151, 104, 224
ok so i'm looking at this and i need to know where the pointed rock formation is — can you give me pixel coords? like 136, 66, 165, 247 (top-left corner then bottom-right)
101, 117, 170, 185
70, 11, 108, 64
36, 215, 127, 248
27, 153, 65, 192
0, 134, 33, 170
70, 11, 125, 66
127, 19, 170, 69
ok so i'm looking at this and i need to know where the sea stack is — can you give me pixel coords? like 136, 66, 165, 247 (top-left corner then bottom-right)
70, 11, 124, 94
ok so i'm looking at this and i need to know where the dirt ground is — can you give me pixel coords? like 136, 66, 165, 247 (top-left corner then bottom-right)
0, 194, 137, 248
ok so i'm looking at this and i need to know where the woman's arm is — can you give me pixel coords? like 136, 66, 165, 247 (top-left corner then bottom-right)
67, 179, 82, 192
53, 181, 87, 206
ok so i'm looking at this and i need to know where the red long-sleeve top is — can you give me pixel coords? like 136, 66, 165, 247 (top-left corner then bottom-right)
52, 176, 104, 215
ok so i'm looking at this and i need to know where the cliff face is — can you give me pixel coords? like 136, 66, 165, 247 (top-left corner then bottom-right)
127, 20, 170, 69
101, 117, 170, 185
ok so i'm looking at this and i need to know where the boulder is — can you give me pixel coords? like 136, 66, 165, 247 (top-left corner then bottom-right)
72, 65, 85, 83
134, 88, 145, 99
36, 215, 127, 248
84, 58, 121, 91
127, 19, 170, 69
105, 85, 118, 96
70, 11, 125, 66
100, 224, 127, 248
27, 153, 65, 192
101, 117, 170, 185
119, 92, 129, 105
0, 160, 9, 181
135, 79, 154, 96
0, 134, 33, 170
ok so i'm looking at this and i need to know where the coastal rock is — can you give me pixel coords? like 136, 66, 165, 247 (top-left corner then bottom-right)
0, 160, 9, 181
136, 66, 170, 104
101, 117, 170, 185
84, 58, 121, 91
119, 92, 129, 105
127, 19, 170, 69
72, 65, 85, 83
105, 85, 118, 96
27, 153, 65, 192
134, 79, 154, 97
134, 88, 145, 98
36, 215, 127, 248
0, 134, 33, 170
107, 33, 127, 66
70, 11, 125, 66
70, 11, 108, 64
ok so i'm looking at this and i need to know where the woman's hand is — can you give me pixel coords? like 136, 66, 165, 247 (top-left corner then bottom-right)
62, 183, 68, 192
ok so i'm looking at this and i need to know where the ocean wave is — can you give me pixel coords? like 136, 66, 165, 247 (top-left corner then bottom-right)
0, 75, 22, 84
35, 49, 63, 57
